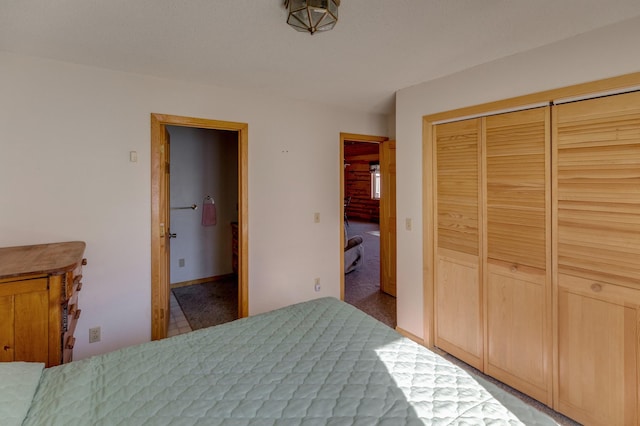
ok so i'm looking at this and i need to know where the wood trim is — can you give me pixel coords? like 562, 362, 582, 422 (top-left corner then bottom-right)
543, 106, 554, 406
339, 133, 388, 301
422, 119, 435, 349
551, 105, 560, 410
480, 117, 488, 373
170, 274, 235, 289
395, 326, 423, 345
423, 71, 640, 123
151, 113, 249, 341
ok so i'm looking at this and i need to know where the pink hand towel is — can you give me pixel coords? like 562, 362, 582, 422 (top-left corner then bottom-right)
201, 202, 217, 226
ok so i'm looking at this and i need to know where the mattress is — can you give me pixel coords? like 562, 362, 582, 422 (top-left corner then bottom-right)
19, 297, 558, 425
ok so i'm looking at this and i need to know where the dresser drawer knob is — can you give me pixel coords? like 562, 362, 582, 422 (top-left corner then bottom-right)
66, 336, 76, 350
590, 283, 603, 292
3, 345, 10, 351
510, 264, 518, 273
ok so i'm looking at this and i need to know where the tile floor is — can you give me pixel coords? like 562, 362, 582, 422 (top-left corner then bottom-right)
168, 291, 192, 337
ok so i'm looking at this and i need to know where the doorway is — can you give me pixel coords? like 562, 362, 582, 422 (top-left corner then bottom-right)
339, 133, 397, 328
151, 114, 248, 340
166, 126, 238, 335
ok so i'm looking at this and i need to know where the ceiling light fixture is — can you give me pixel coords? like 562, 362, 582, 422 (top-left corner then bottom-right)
284, 0, 340, 35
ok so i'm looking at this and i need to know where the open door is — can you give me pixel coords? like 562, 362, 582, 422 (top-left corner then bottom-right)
380, 140, 397, 296
151, 113, 249, 340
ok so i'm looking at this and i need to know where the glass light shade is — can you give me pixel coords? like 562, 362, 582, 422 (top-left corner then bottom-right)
285, 0, 340, 34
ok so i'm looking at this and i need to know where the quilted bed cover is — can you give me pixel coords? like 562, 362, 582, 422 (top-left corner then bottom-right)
22, 297, 557, 425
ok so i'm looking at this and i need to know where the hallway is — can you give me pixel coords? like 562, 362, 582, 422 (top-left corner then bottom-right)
344, 220, 396, 328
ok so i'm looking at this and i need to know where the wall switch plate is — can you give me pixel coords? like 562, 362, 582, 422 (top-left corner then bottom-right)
405, 218, 412, 231
178, 258, 185, 267
314, 278, 321, 292
89, 327, 101, 343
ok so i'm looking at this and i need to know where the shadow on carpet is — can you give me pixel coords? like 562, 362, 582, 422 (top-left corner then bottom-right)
172, 277, 238, 330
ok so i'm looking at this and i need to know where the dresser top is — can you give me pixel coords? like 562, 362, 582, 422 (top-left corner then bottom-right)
0, 241, 86, 279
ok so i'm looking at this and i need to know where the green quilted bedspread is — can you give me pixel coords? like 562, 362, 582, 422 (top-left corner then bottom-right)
23, 297, 558, 425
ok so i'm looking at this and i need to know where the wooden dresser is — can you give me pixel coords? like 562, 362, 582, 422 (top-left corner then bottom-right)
0, 241, 86, 367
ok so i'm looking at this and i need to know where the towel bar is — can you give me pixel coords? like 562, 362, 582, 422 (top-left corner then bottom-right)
171, 204, 198, 210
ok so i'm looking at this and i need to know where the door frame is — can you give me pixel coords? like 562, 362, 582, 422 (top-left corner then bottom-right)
151, 113, 248, 340
339, 132, 388, 300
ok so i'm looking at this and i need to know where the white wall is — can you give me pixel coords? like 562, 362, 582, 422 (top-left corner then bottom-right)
168, 126, 238, 284
0, 51, 387, 359
394, 16, 640, 339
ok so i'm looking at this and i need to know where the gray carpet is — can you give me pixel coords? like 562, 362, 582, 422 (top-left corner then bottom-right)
172, 277, 238, 330
344, 220, 397, 329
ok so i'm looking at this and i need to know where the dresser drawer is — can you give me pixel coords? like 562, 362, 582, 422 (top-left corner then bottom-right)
63, 259, 86, 301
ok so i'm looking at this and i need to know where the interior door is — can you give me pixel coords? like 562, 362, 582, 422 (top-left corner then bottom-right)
379, 140, 396, 296
158, 128, 171, 337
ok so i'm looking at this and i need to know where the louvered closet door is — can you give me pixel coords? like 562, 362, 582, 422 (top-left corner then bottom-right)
434, 118, 483, 369
484, 107, 552, 405
554, 91, 640, 426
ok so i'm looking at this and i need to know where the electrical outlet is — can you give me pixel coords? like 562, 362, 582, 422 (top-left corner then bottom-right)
89, 327, 101, 343
405, 218, 412, 231
178, 258, 185, 267
314, 278, 321, 292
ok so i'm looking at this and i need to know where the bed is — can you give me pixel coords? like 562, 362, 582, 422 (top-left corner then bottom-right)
4, 297, 557, 425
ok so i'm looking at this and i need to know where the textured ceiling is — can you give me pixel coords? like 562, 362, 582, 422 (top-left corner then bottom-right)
2, 0, 640, 115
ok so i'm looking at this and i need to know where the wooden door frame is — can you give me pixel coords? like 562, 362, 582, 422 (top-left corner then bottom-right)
339, 133, 388, 300
151, 113, 248, 340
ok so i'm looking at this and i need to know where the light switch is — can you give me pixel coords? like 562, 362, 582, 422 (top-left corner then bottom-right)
129, 151, 138, 162
405, 218, 412, 231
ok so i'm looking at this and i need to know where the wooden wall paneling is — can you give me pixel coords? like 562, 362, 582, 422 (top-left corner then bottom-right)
344, 143, 380, 222
344, 161, 379, 222
434, 118, 484, 370
483, 107, 552, 405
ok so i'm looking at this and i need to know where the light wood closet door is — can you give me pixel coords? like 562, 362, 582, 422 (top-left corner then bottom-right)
484, 107, 552, 405
434, 118, 483, 369
554, 91, 640, 425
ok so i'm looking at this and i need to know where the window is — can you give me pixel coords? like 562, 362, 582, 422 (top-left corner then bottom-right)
370, 163, 381, 200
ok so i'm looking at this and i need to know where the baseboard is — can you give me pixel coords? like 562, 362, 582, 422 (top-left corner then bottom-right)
170, 274, 234, 289
395, 326, 424, 345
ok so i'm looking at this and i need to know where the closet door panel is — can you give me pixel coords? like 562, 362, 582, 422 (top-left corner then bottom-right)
435, 119, 481, 256
436, 250, 482, 369
434, 119, 483, 369
557, 275, 638, 426
486, 261, 548, 402
484, 107, 551, 404
554, 91, 640, 424
555, 91, 640, 287
485, 108, 548, 269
